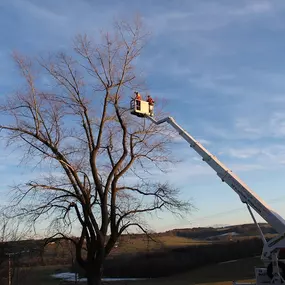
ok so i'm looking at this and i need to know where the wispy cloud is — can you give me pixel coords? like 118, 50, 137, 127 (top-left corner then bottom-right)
232, 1, 272, 15
2, 0, 285, 229
146, 1, 274, 35
219, 148, 261, 159
15, 0, 67, 22
234, 112, 285, 140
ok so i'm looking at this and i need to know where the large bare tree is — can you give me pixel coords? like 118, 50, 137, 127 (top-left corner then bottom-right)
0, 19, 191, 285
0, 211, 27, 284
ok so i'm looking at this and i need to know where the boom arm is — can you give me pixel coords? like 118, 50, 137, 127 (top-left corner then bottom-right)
147, 115, 285, 235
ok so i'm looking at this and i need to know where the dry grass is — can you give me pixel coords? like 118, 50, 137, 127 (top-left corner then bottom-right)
15, 256, 262, 285
115, 235, 210, 254
151, 256, 261, 285
12, 265, 69, 285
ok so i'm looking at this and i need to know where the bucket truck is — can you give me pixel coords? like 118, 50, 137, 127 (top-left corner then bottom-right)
130, 99, 285, 285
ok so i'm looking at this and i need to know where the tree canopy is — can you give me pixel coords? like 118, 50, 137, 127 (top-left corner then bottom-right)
0, 19, 192, 285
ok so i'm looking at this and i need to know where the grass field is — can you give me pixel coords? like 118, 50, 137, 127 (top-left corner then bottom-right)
14, 265, 70, 285
115, 233, 270, 254
151, 256, 261, 285
18, 256, 262, 285
6, 234, 264, 284
114, 235, 211, 254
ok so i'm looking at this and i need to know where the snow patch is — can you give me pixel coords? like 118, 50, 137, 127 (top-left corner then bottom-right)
217, 231, 240, 237
52, 272, 147, 282
219, 259, 238, 264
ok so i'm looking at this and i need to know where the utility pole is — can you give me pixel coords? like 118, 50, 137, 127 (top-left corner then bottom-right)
8, 253, 11, 285
5, 253, 12, 285
5, 250, 29, 285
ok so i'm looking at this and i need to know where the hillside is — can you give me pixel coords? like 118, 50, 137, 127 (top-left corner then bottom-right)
0, 223, 269, 283
0, 222, 274, 270
165, 223, 276, 241
108, 223, 275, 255
0, 223, 274, 257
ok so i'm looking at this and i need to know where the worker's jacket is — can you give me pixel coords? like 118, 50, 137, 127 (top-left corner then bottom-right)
147, 98, 154, 105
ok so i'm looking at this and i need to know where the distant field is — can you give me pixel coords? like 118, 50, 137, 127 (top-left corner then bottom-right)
113, 235, 211, 254
19, 256, 262, 285
112, 232, 269, 254
7, 265, 69, 285
151, 256, 261, 285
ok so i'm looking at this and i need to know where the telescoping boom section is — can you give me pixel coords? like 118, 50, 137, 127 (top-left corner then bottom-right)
133, 112, 285, 285
146, 116, 285, 235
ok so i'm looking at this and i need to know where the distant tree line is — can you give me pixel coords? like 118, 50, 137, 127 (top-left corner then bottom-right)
172, 224, 276, 239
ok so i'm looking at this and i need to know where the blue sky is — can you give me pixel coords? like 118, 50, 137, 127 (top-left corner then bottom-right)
1, 0, 285, 233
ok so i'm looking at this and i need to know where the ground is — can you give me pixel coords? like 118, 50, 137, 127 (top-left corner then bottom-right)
13, 265, 70, 285
19, 256, 262, 285
112, 235, 211, 255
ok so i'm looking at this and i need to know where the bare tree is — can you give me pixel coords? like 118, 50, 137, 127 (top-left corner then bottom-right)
0, 213, 11, 274
0, 212, 22, 261
0, 19, 192, 285
0, 211, 27, 285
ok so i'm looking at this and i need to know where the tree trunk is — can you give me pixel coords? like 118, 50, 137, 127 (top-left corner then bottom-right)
86, 264, 103, 285
87, 275, 101, 285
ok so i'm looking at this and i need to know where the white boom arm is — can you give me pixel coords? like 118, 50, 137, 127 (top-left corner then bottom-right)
147, 116, 285, 234
130, 102, 285, 284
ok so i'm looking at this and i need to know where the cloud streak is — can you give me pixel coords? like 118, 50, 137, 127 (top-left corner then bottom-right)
2, 0, 285, 229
